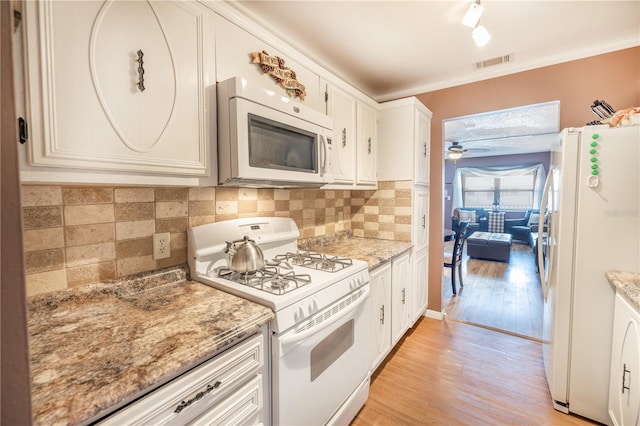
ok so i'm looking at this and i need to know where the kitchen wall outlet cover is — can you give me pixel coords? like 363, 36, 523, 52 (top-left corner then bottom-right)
153, 232, 170, 260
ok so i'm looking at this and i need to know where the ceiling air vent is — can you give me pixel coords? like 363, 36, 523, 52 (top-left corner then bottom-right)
474, 54, 513, 70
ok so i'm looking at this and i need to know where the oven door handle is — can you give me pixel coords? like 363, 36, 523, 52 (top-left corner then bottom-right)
279, 286, 369, 349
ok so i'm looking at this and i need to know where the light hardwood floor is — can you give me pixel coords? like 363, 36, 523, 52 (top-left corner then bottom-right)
442, 242, 544, 340
352, 317, 597, 425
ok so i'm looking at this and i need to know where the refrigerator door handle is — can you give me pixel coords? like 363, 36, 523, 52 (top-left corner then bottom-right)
538, 167, 554, 300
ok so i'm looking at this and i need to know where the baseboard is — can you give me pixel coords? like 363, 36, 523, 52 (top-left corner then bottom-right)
424, 309, 444, 320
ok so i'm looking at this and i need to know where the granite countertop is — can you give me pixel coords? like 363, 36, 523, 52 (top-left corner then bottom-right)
299, 232, 413, 269
27, 265, 274, 426
606, 270, 640, 309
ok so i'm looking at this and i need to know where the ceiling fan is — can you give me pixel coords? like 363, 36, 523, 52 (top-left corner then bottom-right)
446, 141, 491, 159
447, 141, 467, 159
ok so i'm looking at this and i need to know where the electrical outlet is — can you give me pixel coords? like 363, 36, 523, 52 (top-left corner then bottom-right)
153, 232, 170, 260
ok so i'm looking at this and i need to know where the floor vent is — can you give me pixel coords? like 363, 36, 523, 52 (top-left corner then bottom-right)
474, 54, 513, 70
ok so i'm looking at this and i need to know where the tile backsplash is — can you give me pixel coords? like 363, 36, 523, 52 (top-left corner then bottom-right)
21, 181, 412, 296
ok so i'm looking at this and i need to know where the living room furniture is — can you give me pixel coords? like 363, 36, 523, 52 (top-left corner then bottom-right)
531, 231, 548, 273
451, 208, 487, 237
444, 229, 455, 242
504, 209, 540, 245
444, 221, 469, 296
466, 232, 513, 262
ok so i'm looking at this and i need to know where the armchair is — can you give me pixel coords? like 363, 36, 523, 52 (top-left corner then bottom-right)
504, 209, 540, 245
451, 208, 487, 237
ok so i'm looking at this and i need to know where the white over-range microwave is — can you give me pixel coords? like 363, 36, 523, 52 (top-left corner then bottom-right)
217, 77, 334, 187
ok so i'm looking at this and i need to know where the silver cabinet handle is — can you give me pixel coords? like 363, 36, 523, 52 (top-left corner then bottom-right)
423, 142, 427, 157
136, 50, 145, 92
622, 363, 631, 394
342, 128, 346, 148
174, 380, 222, 414
422, 214, 426, 228
401, 288, 406, 304
380, 305, 385, 324
367, 137, 372, 154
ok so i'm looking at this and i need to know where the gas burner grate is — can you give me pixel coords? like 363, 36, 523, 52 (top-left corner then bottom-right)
214, 266, 311, 295
275, 251, 353, 272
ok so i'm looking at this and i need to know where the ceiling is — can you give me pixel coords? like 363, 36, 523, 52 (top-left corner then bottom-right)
443, 100, 560, 158
231, 1, 639, 102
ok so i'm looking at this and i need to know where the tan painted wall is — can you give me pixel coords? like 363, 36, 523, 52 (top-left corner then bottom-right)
418, 47, 640, 312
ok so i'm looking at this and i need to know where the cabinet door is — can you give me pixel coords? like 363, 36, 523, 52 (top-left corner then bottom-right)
609, 295, 640, 426
370, 263, 392, 372
411, 249, 428, 325
413, 189, 429, 251
23, 1, 212, 177
326, 85, 356, 183
391, 252, 411, 346
414, 109, 431, 185
356, 102, 377, 185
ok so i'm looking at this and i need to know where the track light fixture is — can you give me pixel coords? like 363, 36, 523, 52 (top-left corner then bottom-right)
472, 24, 491, 47
462, 1, 491, 47
461, 1, 484, 28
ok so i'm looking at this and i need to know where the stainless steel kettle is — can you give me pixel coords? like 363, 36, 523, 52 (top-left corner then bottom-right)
225, 236, 264, 273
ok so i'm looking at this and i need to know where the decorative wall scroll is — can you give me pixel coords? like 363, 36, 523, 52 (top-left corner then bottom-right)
251, 50, 306, 100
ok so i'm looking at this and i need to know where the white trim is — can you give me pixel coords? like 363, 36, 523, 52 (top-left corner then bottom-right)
424, 309, 444, 320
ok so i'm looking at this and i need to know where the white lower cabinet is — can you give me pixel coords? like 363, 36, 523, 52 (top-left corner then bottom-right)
370, 262, 392, 372
411, 248, 429, 324
608, 292, 640, 426
391, 251, 411, 346
100, 329, 267, 426
370, 251, 413, 372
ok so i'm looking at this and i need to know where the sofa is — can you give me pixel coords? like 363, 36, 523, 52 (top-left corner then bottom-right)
451, 208, 487, 237
452, 208, 541, 243
503, 209, 540, 245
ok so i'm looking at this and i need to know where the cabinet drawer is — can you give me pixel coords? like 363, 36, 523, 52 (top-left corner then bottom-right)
100, 332, 264, 425
188, 374, 263, 426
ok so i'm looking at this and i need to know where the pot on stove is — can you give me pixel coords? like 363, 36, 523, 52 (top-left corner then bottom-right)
225, 236, 264, 273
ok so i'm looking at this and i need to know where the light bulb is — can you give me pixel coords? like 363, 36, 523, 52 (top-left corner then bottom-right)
472, 25, 491, 47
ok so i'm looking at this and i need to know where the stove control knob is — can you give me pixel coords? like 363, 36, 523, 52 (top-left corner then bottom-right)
308, 299, 319, 315
294, 305, 305, 322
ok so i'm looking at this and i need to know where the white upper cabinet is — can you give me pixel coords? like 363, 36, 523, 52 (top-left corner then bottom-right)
378, 97, 432, 185
415, 108, 431, 185
21, 1, 215, 181
324, 82, 377, 188
356, 101, 377, 185
213, 13, 324, 112
326, 85, 357, 183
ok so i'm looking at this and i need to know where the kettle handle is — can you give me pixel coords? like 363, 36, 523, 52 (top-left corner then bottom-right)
224, 236, 255, 254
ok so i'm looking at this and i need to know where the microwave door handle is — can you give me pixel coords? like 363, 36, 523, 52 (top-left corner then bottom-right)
319, 134, 327, 175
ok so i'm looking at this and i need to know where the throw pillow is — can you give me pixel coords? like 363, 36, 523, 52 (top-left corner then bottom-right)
488, 211, 505, 233
527, 213, 540, 227
459, 210, 477, 223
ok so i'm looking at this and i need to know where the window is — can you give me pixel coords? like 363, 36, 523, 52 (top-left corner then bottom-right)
459, 166, 540, 210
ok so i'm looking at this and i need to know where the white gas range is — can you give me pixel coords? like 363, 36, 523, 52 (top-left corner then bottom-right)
187, 217, 371, 426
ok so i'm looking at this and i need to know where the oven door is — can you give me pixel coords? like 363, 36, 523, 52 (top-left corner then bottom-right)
272, 285, 370, 426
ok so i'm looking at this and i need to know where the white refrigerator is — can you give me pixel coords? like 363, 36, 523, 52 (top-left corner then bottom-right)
540, 125, 640, 425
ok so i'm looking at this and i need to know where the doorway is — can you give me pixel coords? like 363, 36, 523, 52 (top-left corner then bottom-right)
440, 102, 559, 340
